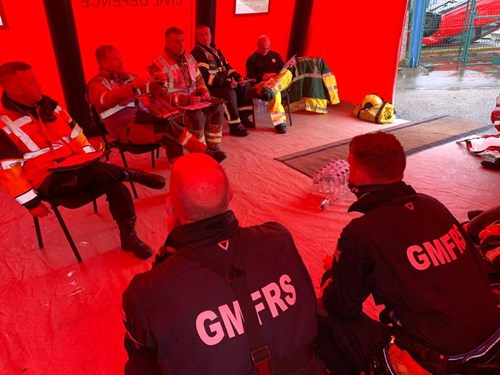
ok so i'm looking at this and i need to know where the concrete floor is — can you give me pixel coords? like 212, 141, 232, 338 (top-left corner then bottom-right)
394, 65, 500, 124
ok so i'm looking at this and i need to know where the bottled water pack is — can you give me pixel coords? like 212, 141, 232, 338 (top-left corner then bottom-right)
311, 158, 350, 210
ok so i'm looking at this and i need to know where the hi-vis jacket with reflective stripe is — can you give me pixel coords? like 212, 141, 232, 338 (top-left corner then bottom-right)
190, 44, 240, 88
87, 69, 136, 120
288, 56, 339, 113
0, 94, 95, 209
149, 51, 209, 96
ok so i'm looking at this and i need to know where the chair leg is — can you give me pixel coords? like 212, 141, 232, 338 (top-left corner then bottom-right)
52, 206, 83, 263
151, 150, 156, 169
285, 91, 293, 127
33, 217, 44, 249
119, 151, 138, 199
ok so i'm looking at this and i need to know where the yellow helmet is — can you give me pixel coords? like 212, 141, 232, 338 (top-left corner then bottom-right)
362, 94, 383, 109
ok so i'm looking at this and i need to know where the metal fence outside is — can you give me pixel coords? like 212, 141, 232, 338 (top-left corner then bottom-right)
405, 0, 500, 68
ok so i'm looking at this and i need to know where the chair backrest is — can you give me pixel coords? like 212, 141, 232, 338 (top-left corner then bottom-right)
89, 104, 111, 146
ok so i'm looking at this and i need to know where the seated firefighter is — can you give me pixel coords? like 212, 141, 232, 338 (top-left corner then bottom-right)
122, 153, 326, 374
0, 62, 165, 259
245, 34, 284, 85
318, 132, 500, 374
87, 45, 226, 164
257, 55, 340, 134
149, 27, 226, 159
191, 24, 254, 137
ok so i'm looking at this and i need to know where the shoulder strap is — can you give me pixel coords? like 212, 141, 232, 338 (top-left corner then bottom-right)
374, 102, 387, 124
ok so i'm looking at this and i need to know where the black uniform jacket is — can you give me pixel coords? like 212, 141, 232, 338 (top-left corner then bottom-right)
123, 211, 325, 374
322, 182, 500, 355
246, 51, 284, 84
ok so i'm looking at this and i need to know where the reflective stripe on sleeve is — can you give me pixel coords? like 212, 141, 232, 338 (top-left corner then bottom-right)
0, 159, 23, 170
99, 92, 107, 106
15, 188, 37, 205
99, 101, 136, 120
24, 145, 62, 160
83, 145, 96, 154
70, 124, 83, 138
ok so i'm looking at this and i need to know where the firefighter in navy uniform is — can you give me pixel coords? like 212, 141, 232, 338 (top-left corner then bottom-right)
191, 25, 254, 137
318, 132, 500, 374
245, 35, 284, 85
0, 62, 166, 259
122, 153, 326, 375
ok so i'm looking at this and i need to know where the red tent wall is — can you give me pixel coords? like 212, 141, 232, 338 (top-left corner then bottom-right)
0, 0, 64, 105
2, 1, 408, 108
71, 0, 196, 83
214, 0, 296, 77
305, 0, 409, 104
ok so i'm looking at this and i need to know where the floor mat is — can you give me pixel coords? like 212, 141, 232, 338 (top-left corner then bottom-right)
276, 115, 494, 178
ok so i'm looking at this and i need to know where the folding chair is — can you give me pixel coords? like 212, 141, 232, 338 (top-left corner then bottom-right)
89, 105, 161, 199
251, 88, 293, 127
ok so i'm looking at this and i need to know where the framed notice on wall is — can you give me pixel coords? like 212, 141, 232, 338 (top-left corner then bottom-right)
235, 0, 270, 15
0, 0, 8, 30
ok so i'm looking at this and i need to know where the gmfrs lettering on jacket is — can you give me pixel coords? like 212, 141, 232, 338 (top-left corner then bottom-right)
196, 274, 296, 346
407, 224, 467, 270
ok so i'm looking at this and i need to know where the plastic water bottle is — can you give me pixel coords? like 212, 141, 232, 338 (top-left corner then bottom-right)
319, 196, 333, 210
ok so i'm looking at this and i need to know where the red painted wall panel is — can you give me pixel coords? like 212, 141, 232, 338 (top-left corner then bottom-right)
306, 0, 408, 104
71, 0, 196, 82
215, 0, 296, 76
0, 0, 64, 105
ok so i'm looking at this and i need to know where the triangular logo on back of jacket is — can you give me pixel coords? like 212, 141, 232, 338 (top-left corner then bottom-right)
217, 240, 229, 251
405, 202, 414, 211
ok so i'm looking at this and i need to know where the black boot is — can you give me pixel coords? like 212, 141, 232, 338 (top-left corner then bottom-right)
206, 148, 227, 163
240, 116, 255, 128
118, 218, 153, 259
259, 88, 275, 102
275, 123, 287, 134
123, 169, 165, 189
229, 123, 249, 137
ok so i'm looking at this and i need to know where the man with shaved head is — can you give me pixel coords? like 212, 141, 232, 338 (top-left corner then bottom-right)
246, 35, 284, 84
122, 153, 325, 374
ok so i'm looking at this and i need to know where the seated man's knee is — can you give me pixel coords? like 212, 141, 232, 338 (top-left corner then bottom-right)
185, 111, 206, 131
